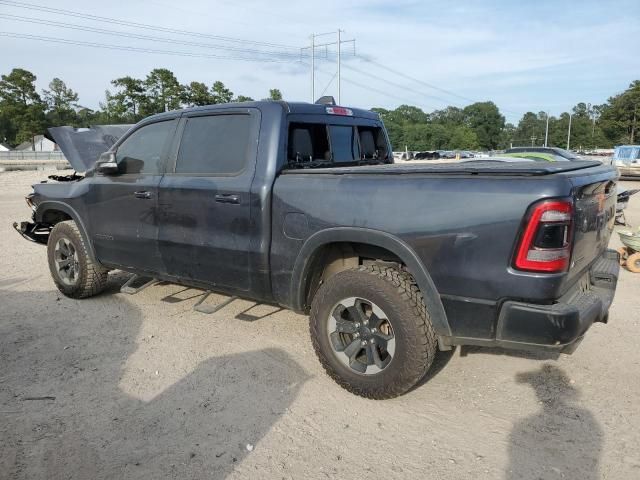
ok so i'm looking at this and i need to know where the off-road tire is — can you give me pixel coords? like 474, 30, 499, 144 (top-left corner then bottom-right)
47, 220, 108, 298
626, 252, 640, 273
310, 264, 437, 399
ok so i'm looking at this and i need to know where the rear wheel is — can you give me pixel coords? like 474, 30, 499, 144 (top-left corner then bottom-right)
310, 265, 437, 399
47, 220, 108, 298
626, 252, 640, 273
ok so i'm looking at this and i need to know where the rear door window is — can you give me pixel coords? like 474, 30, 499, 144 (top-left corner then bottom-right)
176, 114, 254, 175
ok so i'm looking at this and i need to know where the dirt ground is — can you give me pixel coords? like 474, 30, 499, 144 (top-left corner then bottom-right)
1, 169, 639, 480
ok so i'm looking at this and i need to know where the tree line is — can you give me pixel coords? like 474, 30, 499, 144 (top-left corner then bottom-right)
0, 67, 281, 147
0, 67, 638, 151
374, 80, 639, 151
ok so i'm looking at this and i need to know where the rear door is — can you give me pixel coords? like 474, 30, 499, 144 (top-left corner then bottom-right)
157, 109, 260, 291
87, 118, 177, 272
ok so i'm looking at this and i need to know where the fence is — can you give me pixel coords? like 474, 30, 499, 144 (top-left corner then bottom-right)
0, 151, 67, 161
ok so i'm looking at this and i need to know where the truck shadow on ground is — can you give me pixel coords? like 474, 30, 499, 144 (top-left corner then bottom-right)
506, 364, 602, 480
0, 286, 309, 480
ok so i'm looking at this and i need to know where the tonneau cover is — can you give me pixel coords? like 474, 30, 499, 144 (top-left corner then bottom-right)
46, 124, 133, 172
282, 159, 603, 176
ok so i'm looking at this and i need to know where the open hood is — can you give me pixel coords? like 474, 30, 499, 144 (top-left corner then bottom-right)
46, 125, 133, 172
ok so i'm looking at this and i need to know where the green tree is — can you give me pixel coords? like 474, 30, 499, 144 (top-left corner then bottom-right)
42, 78, 79, 126
463, 101, 505, 149
110, 76, 146, 120
599, 81, 640, 144
0, 68, 46, 147
514, 112, 545, 146
143, 68, 183, 114
211, 80, 233, 104
184, 81, 213, 106
430, 106, 465, 126
99, 89, 129, 123
448, 125, 479, 149
233, 95, 254, 102
268, 88, 282, 101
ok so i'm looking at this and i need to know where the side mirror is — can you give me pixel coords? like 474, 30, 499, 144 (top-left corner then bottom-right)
96, 151, 118, 175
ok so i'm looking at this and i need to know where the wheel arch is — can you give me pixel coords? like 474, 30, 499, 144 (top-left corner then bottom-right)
35, 201, 99, 264
290, 227, 451, 336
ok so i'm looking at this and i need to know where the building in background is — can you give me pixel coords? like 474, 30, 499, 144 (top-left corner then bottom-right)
15, 135, 58, 152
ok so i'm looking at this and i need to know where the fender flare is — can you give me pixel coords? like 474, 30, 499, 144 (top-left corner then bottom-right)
35, 201, 99, 264
291, 227, 451, 336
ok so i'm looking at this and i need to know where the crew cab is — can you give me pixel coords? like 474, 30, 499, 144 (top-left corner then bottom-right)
14, 100, 620, 399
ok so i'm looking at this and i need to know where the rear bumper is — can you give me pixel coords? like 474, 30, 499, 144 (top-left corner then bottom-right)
495, 249, 619, 353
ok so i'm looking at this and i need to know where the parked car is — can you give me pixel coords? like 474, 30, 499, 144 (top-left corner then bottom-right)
505, 146, 584, 162
14, 101, 620, 399
612, 145, 640, 177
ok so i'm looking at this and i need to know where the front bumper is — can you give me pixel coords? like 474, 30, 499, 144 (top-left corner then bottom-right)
495, 249, 619, 353
13, 220, 50, 244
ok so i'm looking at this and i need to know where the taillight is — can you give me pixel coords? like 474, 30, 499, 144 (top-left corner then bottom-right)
514, 200, 573, 273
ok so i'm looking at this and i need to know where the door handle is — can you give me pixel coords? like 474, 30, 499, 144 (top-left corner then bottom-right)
134, 191, 152, 199
215, 194, 241, 204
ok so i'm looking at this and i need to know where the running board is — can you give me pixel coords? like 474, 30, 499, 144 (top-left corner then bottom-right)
193, 292, 238, 314
120, 275, 159, 295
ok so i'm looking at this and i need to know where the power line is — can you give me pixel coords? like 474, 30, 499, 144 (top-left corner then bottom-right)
341, 62, 465, 108
320, 69, 338, 97
358, 56, 477, 104
0, 0, 299, 50
0, 13, 302, 59
0, 32, 305, 63
313, 65, 436, 112
356, 55, 522, 116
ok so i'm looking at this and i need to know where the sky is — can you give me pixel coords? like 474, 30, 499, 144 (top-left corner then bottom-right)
1, 0, 639, 124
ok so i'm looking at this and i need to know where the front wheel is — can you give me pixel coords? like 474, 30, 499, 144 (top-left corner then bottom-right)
310, 265, 437, 399
47, 220, 109, 298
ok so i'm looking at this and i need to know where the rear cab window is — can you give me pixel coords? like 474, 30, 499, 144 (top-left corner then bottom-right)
285, 115, 391, 169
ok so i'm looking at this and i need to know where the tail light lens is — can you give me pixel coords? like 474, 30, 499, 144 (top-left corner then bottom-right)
514, 200, 573, 273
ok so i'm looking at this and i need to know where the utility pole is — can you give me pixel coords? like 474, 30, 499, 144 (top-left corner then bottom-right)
337, 29, 341, 104
544, 113, 549, 147
302, 31, 355, 104
567, 113, 572, 150
530, 135, 537, 146
310, 34, 315, 102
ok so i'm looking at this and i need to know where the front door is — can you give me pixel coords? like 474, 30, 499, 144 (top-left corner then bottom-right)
157, 110, 260, 291
87, 119, 177, 273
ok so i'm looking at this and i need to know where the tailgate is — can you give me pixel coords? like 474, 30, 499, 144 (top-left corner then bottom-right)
568, 172, 617, 282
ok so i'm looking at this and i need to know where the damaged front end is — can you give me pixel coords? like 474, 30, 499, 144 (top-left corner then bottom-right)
12, 123, 133, 246
13, 220, 51, 244
13, 193, 51, 244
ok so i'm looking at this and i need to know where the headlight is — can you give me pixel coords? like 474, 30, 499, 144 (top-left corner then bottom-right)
25, 193, 35, 211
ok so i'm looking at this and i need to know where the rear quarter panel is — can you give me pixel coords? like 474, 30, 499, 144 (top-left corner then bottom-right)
271, 172, 575, 318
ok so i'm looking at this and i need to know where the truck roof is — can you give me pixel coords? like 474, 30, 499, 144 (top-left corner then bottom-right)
146, 100, 381, 121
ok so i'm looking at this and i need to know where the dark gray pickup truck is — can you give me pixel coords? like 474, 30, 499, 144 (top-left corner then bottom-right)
14, 100, 620, 398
